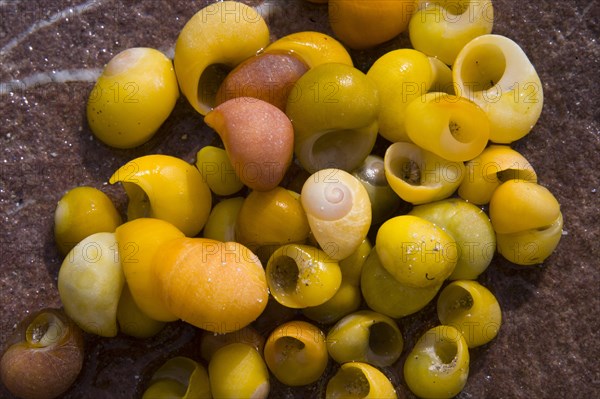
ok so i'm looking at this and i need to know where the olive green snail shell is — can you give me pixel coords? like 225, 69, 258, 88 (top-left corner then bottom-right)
286, 63, 379, 174
142, 356, 211, 399
326, 310, 404, 367
404, 325, 470, 398
326, 362, 398, 399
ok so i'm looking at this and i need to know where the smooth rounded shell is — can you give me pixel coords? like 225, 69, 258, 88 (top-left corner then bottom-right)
384, 142, 465, 205
235, 187, 310, 250
115, 218, 184, 322
352, 155, 401, 225
116, 285, 165, 338
366, 49, 433, 142
286, 63, 379, 173
326, 310, 404, 367
301, 168, 372, 260
205, 98, 294, 191
0, 309, 84, 399
437, 280, 502, 348
266, 244, 342, 308
87, 47, 179, 148
405, 92, 490, 162
109, 154, 212, 237
409, 0, 494, 65
338, 238, 372, 285
410, 198, 496, 280
209, 343, 270, 399
215, 52, 308, 111
58, 232, 124, 337
489, 180, 561, 235
263, 320, 328, 386
326, 362, 398, 399
496, 212, 563, 265
200, 326, 265, 362
203, 197, 245, 242
403, 325, 470, 398
302, 281, 362, 324
54, 186, 122, 255
453, 34, 543, 143
459, 145, 537, 205
329, 0, 413, 49
173, 1, 270, 115
376, 215, 458, 288
153, 237, 268, 333
196, 146, 244, 196
143, 356, 211, 399
361, 249, 442, 318
264, 31, 353, 68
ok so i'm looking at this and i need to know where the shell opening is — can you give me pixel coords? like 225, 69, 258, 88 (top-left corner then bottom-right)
436, 0, 470, 15
459, 43, 506, 94
310, 129, 372, 172
269, 255, 300, 295
434, 338, 458, 365
441, 285, 475, 321
448, 120, 467, 143
274, 336, 305, 356
302, 177, 353, 221
442, 0, 483, 32
391, 156, 422, 186
332, 367, 370, 397
368, 322, 399, 358
198, 63, 232, 110
496, 168, 533, 183
25, 312, 65, 348
122, 182, 152, 220
151, 356, 197, 387
445, 109, 480, 146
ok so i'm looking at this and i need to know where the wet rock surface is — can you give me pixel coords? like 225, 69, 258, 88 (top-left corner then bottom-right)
1, 1, 599, 397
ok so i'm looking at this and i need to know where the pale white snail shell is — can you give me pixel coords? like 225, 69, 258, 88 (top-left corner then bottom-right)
301, 168, 372, 260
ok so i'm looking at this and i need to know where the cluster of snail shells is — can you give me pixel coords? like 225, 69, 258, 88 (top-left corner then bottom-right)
172, 2, 377, 310
7, 2, 563, 399
70, 0, 558, 339
73, 0, 560, 343
58, 218, 270, 337
86, 0, 544, 191
86, 0, 546, 211
174, 3, 380, 192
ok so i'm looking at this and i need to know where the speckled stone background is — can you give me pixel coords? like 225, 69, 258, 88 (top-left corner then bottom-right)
1, 0, 599, 398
